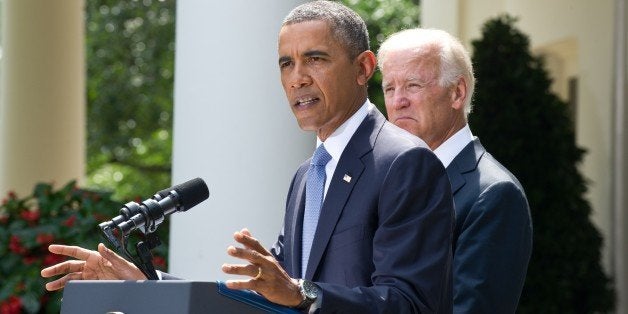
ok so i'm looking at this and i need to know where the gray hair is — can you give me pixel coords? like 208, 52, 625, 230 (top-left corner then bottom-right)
378, 28, 475, 117
283, 1, 369, 60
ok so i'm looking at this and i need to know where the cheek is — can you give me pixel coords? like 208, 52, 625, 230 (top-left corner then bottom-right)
280, 76, 290, 95
407, 96, 430, 118
320, 79, 345, 105
383, 93, 393, 106
384, 102, 394, 114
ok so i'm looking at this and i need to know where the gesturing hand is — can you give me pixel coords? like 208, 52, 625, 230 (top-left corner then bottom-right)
221, 228, 303, 307
40, 243, 146, 291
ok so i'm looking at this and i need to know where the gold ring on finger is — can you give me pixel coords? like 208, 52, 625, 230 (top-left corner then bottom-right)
253, 267, 262, 280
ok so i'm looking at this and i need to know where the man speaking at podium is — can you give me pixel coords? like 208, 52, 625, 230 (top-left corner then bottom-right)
42, 2, 455, 313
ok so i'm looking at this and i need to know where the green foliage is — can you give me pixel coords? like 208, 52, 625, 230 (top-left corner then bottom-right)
0, 182, 169, 313
469, 15, 614, 313
85, 0, 175, 200
0, 182, 116, 313
84, 0, 416, 197
340, 0, 420, 114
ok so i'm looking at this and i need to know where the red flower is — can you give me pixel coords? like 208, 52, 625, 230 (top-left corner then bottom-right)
152, 256, 167, 270
40, 294, 50, 306
0, 214, 8, 225
22, 256, 37, 265
19, 209, 40, 223
36, 233, 55, 245
92, 212, 108, 222
7, 191, 17, 200
8, 235, 27, 255
0, 296, 22, 314
63, 215, 77, 227
42, 253, 65, 267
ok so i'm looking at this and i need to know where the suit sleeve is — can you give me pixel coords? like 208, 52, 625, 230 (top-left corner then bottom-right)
316, 148, 455, 313
270, 173, 299, 269
271, 164, 307, 270
453, 181, 532, 314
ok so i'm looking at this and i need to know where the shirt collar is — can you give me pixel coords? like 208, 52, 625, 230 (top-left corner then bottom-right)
316, 100, 373, 162
433, 124, 474, 167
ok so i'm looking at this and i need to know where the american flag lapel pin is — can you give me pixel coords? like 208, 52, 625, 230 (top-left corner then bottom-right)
343, 174, 352, 183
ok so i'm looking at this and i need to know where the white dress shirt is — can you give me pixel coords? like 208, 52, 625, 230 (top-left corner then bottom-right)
433, 124, 474, 167
315, 100, 373, 199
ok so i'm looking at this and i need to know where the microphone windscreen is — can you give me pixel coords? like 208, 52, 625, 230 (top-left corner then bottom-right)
174, 177, 209, 210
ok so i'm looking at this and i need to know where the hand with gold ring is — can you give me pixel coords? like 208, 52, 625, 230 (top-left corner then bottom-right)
221, 228, 304, 308
253, 266, 263, 280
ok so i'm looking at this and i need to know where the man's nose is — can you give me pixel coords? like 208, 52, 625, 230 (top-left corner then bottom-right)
290, 63, 312, 89
391, 90, 410, 109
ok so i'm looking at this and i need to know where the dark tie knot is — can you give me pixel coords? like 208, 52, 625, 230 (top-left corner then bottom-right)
311, 144, 332, 166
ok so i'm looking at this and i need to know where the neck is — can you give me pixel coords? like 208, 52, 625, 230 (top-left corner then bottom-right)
429, 118, 467, 150
318, 94, 367, 141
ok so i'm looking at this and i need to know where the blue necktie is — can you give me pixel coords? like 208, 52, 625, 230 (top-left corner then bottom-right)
301, 144, 332, 278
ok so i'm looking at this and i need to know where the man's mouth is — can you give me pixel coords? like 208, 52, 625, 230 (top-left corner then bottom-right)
395, 116, 416, 122
294, 97, 320, 107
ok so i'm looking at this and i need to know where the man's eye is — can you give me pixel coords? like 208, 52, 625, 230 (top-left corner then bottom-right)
279, 61, 292, 69
384, 87, 395, 94
307, 56, 322, 63
407, 84, 421, 91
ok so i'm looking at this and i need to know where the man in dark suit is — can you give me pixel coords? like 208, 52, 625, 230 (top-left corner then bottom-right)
378, 28, 533, 313
41, 3, 454, 313
220, 3, 454, 313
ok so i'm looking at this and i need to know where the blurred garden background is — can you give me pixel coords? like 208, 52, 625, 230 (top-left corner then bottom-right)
0, 0, 625, 313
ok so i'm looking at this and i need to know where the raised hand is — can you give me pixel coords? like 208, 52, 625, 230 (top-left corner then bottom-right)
221, 228, 303, 307
40, 243, 146, 291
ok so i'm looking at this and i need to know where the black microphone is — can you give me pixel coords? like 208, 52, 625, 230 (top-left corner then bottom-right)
100, 177, 209, 236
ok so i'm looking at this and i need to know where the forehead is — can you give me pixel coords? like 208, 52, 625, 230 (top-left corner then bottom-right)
382, 49, 440, 79
278, 20, 339, 54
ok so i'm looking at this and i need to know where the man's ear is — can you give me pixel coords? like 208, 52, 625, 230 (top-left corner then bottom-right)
355, 50, 377, 86
451, 77, 467, 110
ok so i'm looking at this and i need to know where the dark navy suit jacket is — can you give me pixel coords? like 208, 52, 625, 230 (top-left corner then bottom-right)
271, 109, 455, 313
446, 138, 532, 314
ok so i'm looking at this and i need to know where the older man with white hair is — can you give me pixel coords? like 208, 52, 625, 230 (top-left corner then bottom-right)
378, 28, 533, 313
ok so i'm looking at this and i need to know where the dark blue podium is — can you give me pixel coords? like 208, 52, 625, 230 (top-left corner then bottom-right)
60, 280, 300, 314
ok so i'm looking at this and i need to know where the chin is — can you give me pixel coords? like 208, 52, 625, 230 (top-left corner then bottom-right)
295, 119, 318, 132
393, 119, 414, 129
399, 123, 424, 138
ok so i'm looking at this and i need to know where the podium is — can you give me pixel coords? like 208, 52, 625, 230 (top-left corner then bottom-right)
60, 280, 300, 314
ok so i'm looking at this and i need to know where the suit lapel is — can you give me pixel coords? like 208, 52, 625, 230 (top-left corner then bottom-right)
446, 165, 466, 195
446, 137, 485, 195
304, 110, 383, 279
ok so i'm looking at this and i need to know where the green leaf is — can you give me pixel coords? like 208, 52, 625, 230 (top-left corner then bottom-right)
22, 292, 41, 313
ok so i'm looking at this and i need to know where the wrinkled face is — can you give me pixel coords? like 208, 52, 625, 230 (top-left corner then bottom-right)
382, 48, 459, 149
278, 20, 365, 141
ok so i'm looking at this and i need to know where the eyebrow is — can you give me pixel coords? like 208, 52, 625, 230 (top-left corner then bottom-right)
304, 50, 330, 58
279, 50, 331, 65
382, 77, 419, 84
278, 56, 292, 65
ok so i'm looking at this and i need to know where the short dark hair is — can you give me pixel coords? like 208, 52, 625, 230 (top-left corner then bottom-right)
283, 1, 369, 60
